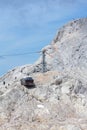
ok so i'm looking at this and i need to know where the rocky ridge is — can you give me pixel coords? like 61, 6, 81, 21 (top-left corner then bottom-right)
0, 18, 87, 130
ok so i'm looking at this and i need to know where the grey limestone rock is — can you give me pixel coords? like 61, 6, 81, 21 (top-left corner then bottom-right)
0, 18, 87, 130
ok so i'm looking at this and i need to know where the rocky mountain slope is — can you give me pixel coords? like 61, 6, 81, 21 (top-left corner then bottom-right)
0, 18, 87, 130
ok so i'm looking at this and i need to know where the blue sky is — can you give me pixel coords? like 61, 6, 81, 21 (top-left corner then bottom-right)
0, 0, 87, 76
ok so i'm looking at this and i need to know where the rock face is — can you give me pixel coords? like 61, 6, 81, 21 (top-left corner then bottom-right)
0, 18, 87, 130
45, 18, 87, 72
